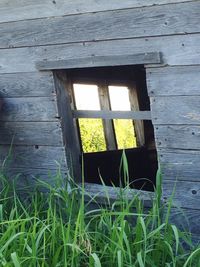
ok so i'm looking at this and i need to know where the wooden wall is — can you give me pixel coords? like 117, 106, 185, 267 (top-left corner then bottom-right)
0, 0, 200, 235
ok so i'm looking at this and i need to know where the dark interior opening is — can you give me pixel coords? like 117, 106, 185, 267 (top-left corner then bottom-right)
66, 65, 158, 191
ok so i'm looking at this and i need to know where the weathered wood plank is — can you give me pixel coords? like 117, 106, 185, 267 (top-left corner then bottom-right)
83, 182, 154, 207
0, 0, 193, 23
155, 125, 200, 150
98, 83, 117, 150
0, 122, 63, 146
36, 53, 161, 70
0, 34, 199, 73
0, 145, 67, 170
163, 180, 200, 210
158, 149, 200, 181
0, 97, 58, 122
147, 66, 200, 96
0, 2, 199, 49
0, 72, 55, 97
151, 96, 200, 124
1, 167, 68, 189
129, 84, 145, 146
165, 207, 200, 238
72, 110, 151, 120
54, 71, 81, 182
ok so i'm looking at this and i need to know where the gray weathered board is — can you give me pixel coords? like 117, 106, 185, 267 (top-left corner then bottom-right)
0, 97, 58, 122
0, 34, 200, 73
72, 110, 151, 120
158, 149, 200, 182
2, 167, 68, 188
147, 66, 200, 96
0, 145, 67, 170
0, 2, 199, 49
155, 125, 200, 150
0, 0, 193, 23
83, 182, 154, 207
36, 53, 161, 70
164, 207, 200, 240
0, 122, 63, 146
163, 180, 200, 210
150, 96, 200, 124
0, 72, 54, 97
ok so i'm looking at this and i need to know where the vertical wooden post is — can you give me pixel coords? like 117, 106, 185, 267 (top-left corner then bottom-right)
54, 71, 81, 182
98, 81, 117, 150
128, 83, 145, 147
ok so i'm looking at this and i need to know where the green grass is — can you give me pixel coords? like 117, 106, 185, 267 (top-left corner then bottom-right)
0, 169, 199, 267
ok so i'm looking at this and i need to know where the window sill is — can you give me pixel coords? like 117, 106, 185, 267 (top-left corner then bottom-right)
78, 182, 155, 208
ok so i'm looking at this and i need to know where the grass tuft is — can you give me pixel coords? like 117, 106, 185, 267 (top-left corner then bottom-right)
0, 168, 199, 266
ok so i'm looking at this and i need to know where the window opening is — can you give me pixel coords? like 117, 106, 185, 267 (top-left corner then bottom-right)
55, 66, 158, 191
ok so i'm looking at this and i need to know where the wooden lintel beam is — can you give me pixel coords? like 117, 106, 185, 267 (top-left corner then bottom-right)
36, 52, 161, 71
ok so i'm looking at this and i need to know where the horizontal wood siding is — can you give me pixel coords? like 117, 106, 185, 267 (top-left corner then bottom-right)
2, 167, 68, 190
0, 145, 67, 170
0, 2, 199, 49
165, 208, 200, 241
0, 122, 63, 146
147, 66, 200, 96
0, 72, 55, 97
150, 96, 200, 125
163, 180, 200, 210
0, 0, 193, 23
155, 125, 200, 150
0, 97, 58, 121
0, 34, 200, 74
159, 150, 200, 181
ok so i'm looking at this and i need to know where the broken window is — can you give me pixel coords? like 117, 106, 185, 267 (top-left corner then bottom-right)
55, 66, 158, 191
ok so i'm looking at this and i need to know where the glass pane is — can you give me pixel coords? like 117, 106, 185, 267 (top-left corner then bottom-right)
109, 86, 137, 149
78, 118, 106, 153
73, 84, 100, 110
109, 86, 131, 111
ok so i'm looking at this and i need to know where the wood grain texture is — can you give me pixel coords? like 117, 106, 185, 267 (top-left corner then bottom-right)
83, 182, 155, 207
129, 84, 145, 146
0, 0, 194, 23
150, 96, 200, 124
155, 125, 200, 150
54, 71, 81, 182
0, 145, 67, 170
0, 122, 63, 146
36, 53, 161, 70
0, 2, 199, 49
147, 66, 200, 96
158, 149, 200, 181
0, 72, 54, 97
164, 207, 200, 238
98, 83, 117, 150
72, 110, 151, 120
0, 97, 58, 122
1, 167, 68, 189
0, 34, 199, 73
163, 180, 200, 210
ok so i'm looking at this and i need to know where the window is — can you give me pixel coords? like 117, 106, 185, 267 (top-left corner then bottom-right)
54, 66, 158, 191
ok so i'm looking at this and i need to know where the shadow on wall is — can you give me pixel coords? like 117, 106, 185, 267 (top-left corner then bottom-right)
0, 94, 11, 169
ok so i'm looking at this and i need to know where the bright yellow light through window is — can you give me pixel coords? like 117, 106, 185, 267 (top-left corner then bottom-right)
109, 86, 137, 149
